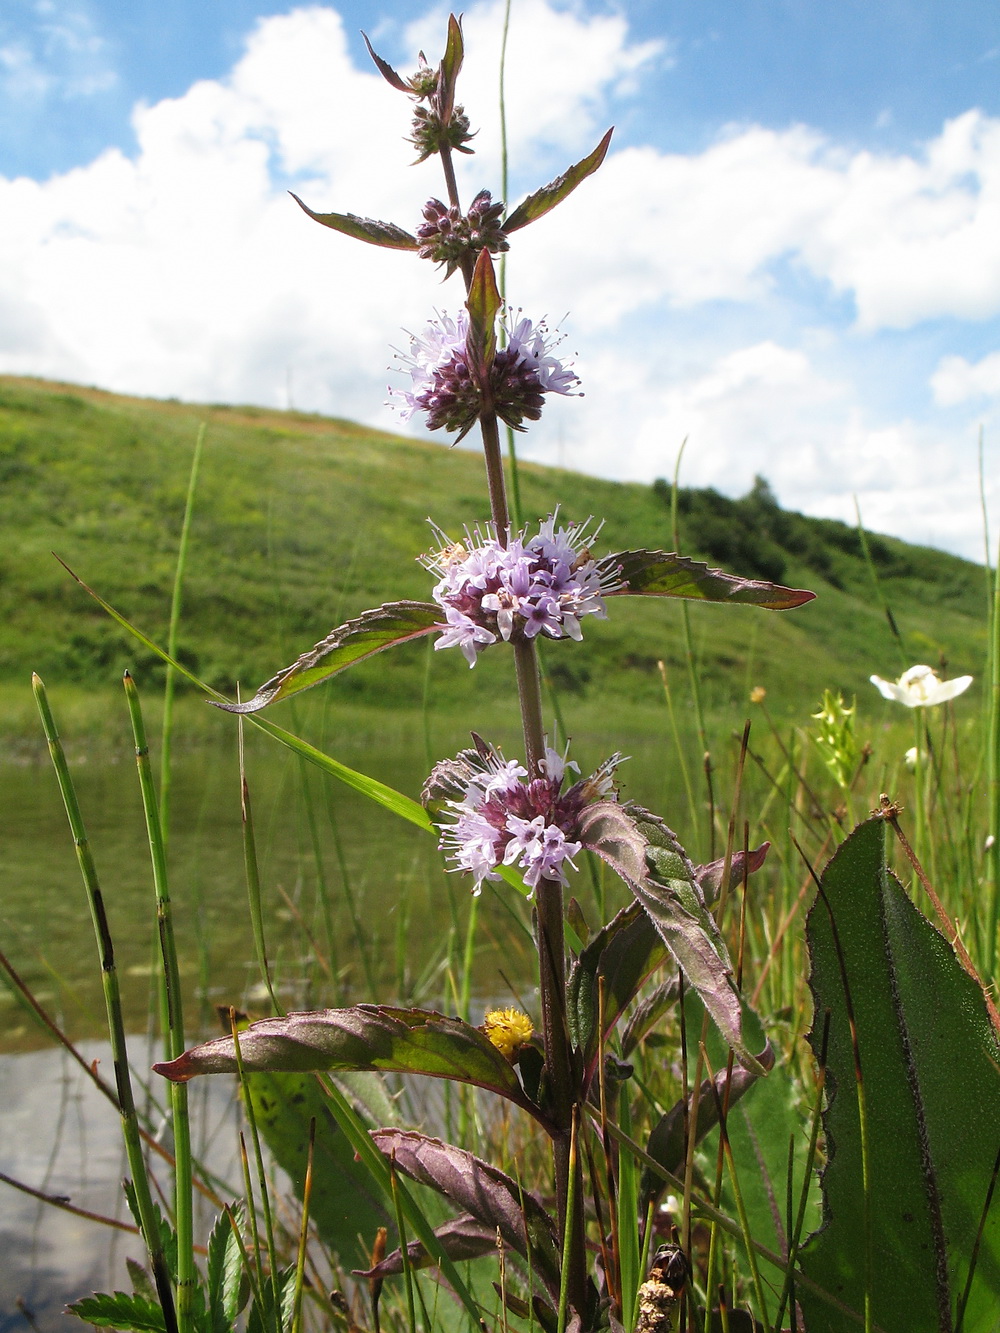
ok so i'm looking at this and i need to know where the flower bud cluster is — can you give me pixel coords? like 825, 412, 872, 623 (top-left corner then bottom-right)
409, 102, 475, 163
417, 190, 509, 277
424, 742, 622, 894
390, 309, 580, 437
420, 512, 622, 666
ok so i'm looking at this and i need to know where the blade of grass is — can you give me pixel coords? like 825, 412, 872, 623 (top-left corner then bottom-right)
32, 674, 178, 1333
160, 422, 206, 847
238, 715, 281, 1014
124, 673, 195, 1333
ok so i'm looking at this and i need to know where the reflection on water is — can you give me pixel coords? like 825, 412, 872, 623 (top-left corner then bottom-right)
0, 1041, 244, 1331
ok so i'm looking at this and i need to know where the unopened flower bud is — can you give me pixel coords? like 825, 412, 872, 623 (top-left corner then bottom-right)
408, 103, 475, 163
417, 190, 509, 278
407, 55, 438, 98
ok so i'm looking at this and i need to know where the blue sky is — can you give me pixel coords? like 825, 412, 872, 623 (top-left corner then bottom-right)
2, 0, 1000, 559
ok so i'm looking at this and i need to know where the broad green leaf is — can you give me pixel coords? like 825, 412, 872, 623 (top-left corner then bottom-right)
154, 1004, 543, 1119
578, 802, 767, 1075
602, 549, 815, 610
800, 817, 1000, 1333
504, 129, 614, 232
67, 1292, 166, 1332
289, 194, 418, 249
211, 602, 441, 714
370, 1129, 562, 1298
245, 1071, 390, 1268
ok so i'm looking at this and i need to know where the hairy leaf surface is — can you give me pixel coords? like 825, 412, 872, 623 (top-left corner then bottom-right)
801, 817, 1000, 1333
289, 195, 418, 248
370, 1129, 562, 1297
602, 549, 814, 610
212, 602, 441, 713
504, 129, 613, 232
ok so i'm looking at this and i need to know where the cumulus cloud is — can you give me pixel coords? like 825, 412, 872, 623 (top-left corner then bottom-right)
932, 349, 1000, 405
0, 0, 998, 559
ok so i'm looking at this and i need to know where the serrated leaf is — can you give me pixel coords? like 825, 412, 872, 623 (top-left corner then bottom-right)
289, 194, 418, 249
800, 817, 1000, 1333
577, 803, 766, 1075
602, 549, 815, 610
504, 128, 614, 232
245, 1070, 391, 1268
370, 1129, 562, 1297
207, 1204, 248, 1331
355, 1213, 498, 1277
67, 1292, 166, 1332
154, 1004, 543, 1119
210, 602, 441, 714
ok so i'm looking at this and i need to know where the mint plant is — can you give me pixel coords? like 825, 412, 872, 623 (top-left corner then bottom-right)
152, 17, 817, 1329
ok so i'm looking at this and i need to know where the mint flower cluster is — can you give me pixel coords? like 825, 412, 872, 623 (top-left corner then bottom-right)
391, 309, 580, 437
424, 742, 622, 893
417, 189, 508, 278
420, 513, 621, 666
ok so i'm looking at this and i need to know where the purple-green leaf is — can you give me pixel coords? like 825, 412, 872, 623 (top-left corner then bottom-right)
211, 602, 441, 714
370, 1129, 562, 1297
438, 14, 464, 123
153, 1004, 544, 1118
354, 1214, 498, 1278
504, 128, 614, 233
641, 1039, 775, 1204
466, 247, 501, 383
361, 33, 411, 93
289, 194, 419, 249
695, 843, 771, 905
601, 549, 815, 610
577, 802, 767, 1075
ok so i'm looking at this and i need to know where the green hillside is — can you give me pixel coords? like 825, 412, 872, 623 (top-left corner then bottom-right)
0, 374, 987, 731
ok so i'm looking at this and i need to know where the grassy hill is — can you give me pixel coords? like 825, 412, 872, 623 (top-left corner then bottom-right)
0, 375, 987, 740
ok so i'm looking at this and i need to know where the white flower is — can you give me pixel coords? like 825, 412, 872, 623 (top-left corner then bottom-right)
870, 664, 973, 708
904, 746, 920, 771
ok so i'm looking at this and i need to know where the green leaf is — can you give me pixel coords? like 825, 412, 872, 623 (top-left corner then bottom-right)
67, 1292, 166, 1332
504, 128, 614, 233
370, 1129, 563, 1298
800, 817, 1000, 1333
567, 899, 665, 1077
578, 802, 767, 1075
154, 1004, 545, 1120
245, 1071, 391, 1268
602, 549, 815, 610
289, 194, 418, 249
207, 1206, 247, 1332
211, 601, 441, 714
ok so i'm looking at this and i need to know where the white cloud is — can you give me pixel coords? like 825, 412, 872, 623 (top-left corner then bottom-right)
932, 349, 1000, 405
0, 0, 999, 561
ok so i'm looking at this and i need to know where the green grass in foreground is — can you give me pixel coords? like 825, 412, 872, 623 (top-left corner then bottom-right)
0, 374, 986, 745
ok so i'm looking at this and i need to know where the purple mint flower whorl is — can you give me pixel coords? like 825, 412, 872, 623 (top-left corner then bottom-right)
420, 511, 623, 666
389, 309, 580, 439
422, 738, 624, 894
417, 190, 509, 278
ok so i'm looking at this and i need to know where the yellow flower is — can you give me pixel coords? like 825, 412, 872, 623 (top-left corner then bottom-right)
482, 1008, 534, 1059
750, 686, 767, 704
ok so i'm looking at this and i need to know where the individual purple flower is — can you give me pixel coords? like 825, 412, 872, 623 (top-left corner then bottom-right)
389, 309, 580, 439
422, 737, 624, 895
420, 510, 622, 666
